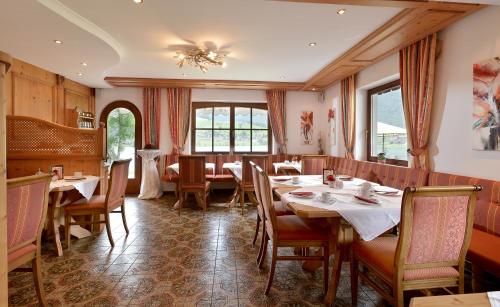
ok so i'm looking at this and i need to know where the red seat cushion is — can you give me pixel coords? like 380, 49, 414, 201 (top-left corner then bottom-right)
161, 173, 179, 182
214, 174, 235, 182
274, 215, 329, 241
180, 181, 211, 191
65, 195, 122, 211
467, 228, 500, 277
206, 174, 216, 181
8, 244, 36, 263
354, 237, 459, 282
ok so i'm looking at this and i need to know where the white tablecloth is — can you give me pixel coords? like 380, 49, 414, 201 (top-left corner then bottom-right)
137, 149, 162, 200
167, 163, 215, 176
280, 183, 402, 241
489, 291, 500, 307
273, 162, 301, 174
270, 175, 369, 188
222, 162, 242, 180
49, 176, 100, 200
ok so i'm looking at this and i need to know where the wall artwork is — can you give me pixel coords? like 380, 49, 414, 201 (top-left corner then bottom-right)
328, 108, 336, 146
300, 111, 313, 145
473, 57, 500, 151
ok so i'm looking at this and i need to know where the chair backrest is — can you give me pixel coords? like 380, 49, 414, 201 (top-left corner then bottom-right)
7, 174, 51, 254
178, 155, 207, 188
395, 185, 481, 279
300, 155, 327, 175
106, 159, 131, 210
257, 166, 278, 237
250, 161, 262, 206
241, 155, 268, 185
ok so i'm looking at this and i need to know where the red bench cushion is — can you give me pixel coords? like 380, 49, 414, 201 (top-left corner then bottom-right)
468, 228, 500, 277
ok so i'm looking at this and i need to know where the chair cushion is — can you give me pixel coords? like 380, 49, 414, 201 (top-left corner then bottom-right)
8, 243, 36, 263
353, 237, 459, 282
180, 181, 211, 191
65, 195, 109, 211
161, 173, 178, 182
258, 201, 293, 218
206, 174, 216, 181
275, 215, 329, 241
467, 228, 500, 277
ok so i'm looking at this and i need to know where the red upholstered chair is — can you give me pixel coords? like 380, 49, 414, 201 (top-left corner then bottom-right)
64, 159, 131, 248
237, 155, 268, 214
178, 155, 211, 213
256, 165, 330, 295
7, 174, 51, 307
351, 185, 481, 307
300, 155, 327, 175
250, 161, 292, 267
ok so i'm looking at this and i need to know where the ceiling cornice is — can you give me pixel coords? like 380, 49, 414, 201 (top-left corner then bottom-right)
104, 77, 307, 91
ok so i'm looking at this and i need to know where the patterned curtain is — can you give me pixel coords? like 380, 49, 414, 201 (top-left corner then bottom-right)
400, 33, 437, 170
340, 75, 356, 159
266, 90, 287, 154
143, 88, 161, 148
167, 88, 192, 155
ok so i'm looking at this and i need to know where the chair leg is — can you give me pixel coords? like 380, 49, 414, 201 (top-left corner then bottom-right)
323, 243, 329, 294
121, 204, 129, 235
252, 214, 261, 247
350, 254, 359, 306
32, 253, 48, 307
258, 233, 268, 269
64, 214, 71, 250
395, 284, 404, 307
105, 212, 115, 247
264, 241, 278, 295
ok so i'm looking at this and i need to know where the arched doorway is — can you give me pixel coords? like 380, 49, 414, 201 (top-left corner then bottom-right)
100, 101, 142, 194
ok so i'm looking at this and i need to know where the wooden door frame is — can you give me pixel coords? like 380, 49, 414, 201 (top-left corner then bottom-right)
100, 100, 142, 194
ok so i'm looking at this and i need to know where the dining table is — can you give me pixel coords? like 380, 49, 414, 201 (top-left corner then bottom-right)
271, 174, 403, 305
166, 162, 216, 209
222, 162, 260, 207
48, 175, 100, 256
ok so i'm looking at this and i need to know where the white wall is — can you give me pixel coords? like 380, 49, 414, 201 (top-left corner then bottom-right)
430, 6, 500, 180
95, 87, 325, 155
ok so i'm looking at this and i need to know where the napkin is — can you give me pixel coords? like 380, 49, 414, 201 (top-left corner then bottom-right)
488, 291, 500, 307
354, 195, 379, 204
290, 191, 314, 196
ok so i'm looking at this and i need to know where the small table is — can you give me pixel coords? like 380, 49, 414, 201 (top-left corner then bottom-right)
137, 149, 162, 199
166, 163, 216, 209
49, 176, 100, 256
273, 162, 301, 175
409, 292, 492, 307
273, 175, 402, 305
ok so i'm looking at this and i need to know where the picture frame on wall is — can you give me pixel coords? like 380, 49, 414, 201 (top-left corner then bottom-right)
323, 169, 335, 184
51, 165, 64, 180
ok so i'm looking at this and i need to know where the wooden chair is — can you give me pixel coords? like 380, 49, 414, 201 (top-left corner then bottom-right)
250, 161, 293, 267
351, 185, 481, 307
256, 165, 330, 295
7, 174, 51, 307
178, 155, 211, 214
237, 155, 268, 214
64, 159, 131, 248
300, 155, 327, 175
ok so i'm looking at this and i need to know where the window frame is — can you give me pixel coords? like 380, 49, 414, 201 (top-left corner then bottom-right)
191, 102, 272, 154
366, 80, 408, 167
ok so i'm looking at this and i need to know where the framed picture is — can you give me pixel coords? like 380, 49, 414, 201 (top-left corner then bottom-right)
300, 111, 314, 145
51, 165, 64, 180
323, 169, 335, 184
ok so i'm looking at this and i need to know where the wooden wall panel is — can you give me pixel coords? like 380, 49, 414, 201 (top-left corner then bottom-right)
5, 58, 95, 126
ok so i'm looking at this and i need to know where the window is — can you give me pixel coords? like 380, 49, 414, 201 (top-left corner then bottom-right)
367, 80, 408, 166
106, 107, 137, 178
192, 102, 271, 153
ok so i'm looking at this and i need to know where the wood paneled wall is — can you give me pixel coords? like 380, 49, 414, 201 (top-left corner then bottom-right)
4, 59, 95, 126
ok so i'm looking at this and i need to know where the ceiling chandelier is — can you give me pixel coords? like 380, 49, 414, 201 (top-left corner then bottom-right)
174, 48, 227, 73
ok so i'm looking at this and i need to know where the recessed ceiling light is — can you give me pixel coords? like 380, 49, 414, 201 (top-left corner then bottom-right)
312, 88, 316, 91
308, 42, 317, 47
337, 8, 346, 15
53, 40, 63, 44
133, 0, 143, 3
77, 72, 83, 76
81, 62, 88, 66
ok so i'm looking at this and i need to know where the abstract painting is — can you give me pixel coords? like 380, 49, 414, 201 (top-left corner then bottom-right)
473, 57, 500, 151
301, 111, 313, 145
328, 108, 336, 146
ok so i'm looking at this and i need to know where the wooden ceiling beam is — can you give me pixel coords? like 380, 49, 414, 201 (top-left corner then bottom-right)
273, 0, 480, 9
104, 77, 306, 91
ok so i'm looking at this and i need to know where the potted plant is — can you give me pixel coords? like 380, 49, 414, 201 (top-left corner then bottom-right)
377, 152, 387, 164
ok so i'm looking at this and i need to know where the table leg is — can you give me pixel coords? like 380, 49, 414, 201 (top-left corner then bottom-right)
49, 192, 64, 257
229, 186, 240, 208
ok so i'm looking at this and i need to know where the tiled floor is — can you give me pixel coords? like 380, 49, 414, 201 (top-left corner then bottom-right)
8, 190, 390, 306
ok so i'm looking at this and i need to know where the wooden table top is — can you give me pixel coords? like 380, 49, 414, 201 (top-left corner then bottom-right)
274, 187, 340, 218
409, 293, 491, 307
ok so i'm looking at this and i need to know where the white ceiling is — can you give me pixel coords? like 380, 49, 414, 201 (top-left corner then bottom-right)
0, 0, 404, 88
